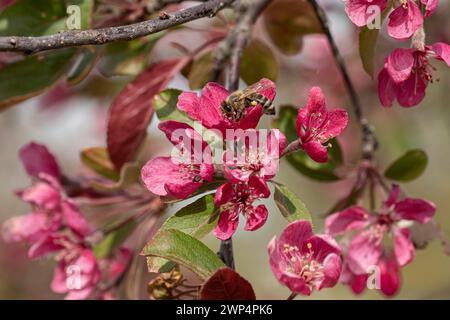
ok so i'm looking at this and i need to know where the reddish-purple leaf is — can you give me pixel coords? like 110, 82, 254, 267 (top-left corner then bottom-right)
19, 142, 61, 179
200, 267, 256, 300
106, 58, 188, 169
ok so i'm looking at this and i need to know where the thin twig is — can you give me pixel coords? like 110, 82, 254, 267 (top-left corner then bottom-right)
308, 0, 377, 160
0, 0, 235, 54
225, 0, 273, 89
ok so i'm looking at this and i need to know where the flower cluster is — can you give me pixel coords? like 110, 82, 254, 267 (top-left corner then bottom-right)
141, 81, 349, 241
325, 185, 436, 296
345, 0, 437, 40
344, 0, 449, 108
2, 143, 130, 299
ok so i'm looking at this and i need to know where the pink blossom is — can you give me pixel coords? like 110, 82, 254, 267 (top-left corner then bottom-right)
2, 174, 92, 255
295, 87, 348, 163
213, 176, 270, 240
378, 43, 450, 107
387, 0, 423, 40
19, 142, 61, 179
341, 253, 401, 296
51, 246, 101, 300
268, 220, 342, 295
223, 129, 287, 183
344, 0, 388, 27
421, 0, 439, 18
326, 186, 435, 290
177, 79, 276, 136
141, 120, 214, 199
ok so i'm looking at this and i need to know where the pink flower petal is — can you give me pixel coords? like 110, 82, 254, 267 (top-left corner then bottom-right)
421, 0, 439, 18
387, 0, 423, 40
393, 228, 415, 267
347, 228, 384, 275
61, 200, 92, 237
431, 42, 450, 66
141, 156, 181, 196
213, 209, 239, 240
19, 142, 61, 179
394, 198, 436, 223
378, 68, 398, 108
304, 234, 342, 262
396, 72, 427, 107
325, 206, 370, 236
345, 0, 388, 27
279, 220, 314, 247
386, 48, 415, 83
302, 140, 328, 163
318, 253, 342, 290
244, 204, 268, 231
320, 109, 349, 141
379, 255, 401, 296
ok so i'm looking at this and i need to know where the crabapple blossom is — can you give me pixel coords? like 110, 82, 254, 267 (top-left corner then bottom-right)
177, 78, 276, 136
325, 185, 436, 295
295, 87, 348, 163
223, 129, 287, 183
268, 220, 342, 295
378, 42, 450, 107
344, 0, 434, 40
141, 120, 214, 199
213, 176, 271, 240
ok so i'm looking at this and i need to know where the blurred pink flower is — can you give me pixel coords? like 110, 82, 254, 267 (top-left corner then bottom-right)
378, 42, 450, 107
51, 247, 101, 300
326, 186, 436, 295
295, 87, 348, 163
341, 253, 401, 296
141, 120, 214, 199
19, 142, 61, 179
268, 220, 342, 295
213, 176, 270, 240
223, 129, 287, 183
177, 79, 276, 136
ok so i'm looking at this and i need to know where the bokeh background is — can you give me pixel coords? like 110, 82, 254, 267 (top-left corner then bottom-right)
0, 0, 449, 299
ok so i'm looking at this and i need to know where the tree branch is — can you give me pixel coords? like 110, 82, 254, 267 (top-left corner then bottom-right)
226, 0, 272, 90
0, 0, 234, 54
308, 0, 378, 160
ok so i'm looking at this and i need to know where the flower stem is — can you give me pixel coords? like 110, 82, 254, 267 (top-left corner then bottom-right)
218, 238, 235, 269
287, 292, 297, 300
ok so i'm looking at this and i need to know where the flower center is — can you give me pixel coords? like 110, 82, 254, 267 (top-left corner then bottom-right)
283, 242, 324, 288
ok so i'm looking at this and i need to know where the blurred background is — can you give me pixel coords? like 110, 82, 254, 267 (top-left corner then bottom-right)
0, 0, 449, 299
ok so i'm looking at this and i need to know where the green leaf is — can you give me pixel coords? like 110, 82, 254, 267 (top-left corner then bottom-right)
68, 48, 98, 86
148, 194, 219, 272
153, 89, 193, 124
80, 147, 120, 181
358, 6, 390, 78
263, 0, 322, 55
141, 229, 225, 280
98, 32, 165, 77
160, 194, 218, 238
240, 39, 278, 84
94, 219, 137, 259
0, 48, 77, 111
0, 0, 93, 36
359, 27, 379, 78
384, 149, 428, 182
90, 162, 140, 192
273, 105, 343, 181
273, 183, 312, 223
286, 139, 342, 182
187, 51, 214, 90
